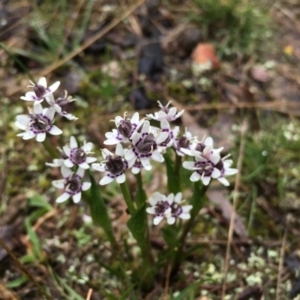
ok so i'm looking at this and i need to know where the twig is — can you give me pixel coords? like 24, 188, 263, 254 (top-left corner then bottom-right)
221, 118, 247, 298
86, 288, 93, 300
0, 237, 52, 300
164, 260, 172, 296
275, 217, 289, 300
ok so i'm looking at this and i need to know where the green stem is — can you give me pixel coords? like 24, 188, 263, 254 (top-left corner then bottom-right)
120, 181, 136, 214
136, 172, 143, 191
171, 182, 208, 275
174, 154, 182, 181
43, 138, 58, 159
135, 172, 147, 208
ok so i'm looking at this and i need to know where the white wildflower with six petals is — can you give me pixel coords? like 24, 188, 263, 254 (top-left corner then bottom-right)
20, 77, 60, 103
146, 192, 192, 225
63, 136, 97, 169
92, 143, 133, 185
52, 167, 91, 203
15, 103, 62, 142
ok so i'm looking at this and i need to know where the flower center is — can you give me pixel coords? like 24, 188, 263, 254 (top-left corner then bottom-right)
30, 114, 51, 131
178, 136, 189, 149
71, 148, 87, 164
56, 97, 69, 107
105, 155, 126, 174
161, 106, 169, 114
214, 159, 223, 174
118, 120, 132, 138
195, 142, 205, 152
137, 134, 156, 154
195, 160, 214, 176
65, 175, 82, 194
155, 201, 169, 216
34, 85, 47, 99
170, 202, 182, 216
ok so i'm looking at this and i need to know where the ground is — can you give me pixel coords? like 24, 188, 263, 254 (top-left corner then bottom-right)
1, 0, 300, 299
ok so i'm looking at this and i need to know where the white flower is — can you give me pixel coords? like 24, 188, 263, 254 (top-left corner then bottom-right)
52, 167, 91, 203
46, 91, 78, 121
146, 192, 192, 225
173, 129, 194, 156
164, 192, 192, 224
92, 143, 133, 185
182, 136, 223, 158
15, 103, 62, 142
104, 112, 144, 145
182, 153, 221, 185
63, 136, 97, 169
20, 77, 60, 102
146, 192, 171, 225
125, 120, 168, 170
146, 101, 184, 122
215, 157, 238, 186
158, 118, 179, 148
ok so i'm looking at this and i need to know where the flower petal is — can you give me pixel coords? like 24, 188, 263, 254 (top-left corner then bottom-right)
72, 192, 81, 203
167, 216, 176, 224
153, 216, 163, 225
70, 136, 78, 148
151, 151, 164, 162
146, 207, 156, 214
100, 176, 114, 185
217, 177, 230, 186
82, 182, 91, 191
48, 81, 60, 92
190, 172, 200, 182
49, 126, 63, 136
92, 163, 105, 172
76, 167, 85, 177
33, 103, 43, 114
56, 193, 70, 203
38, 77, 47, 87
116, 173, 126, 184
36, 132, 46, 142
64, 159, 74, 168
202, 176, 211, 185
179, 213, 191, 220
83, 142, 93, 152
52, 179, 65, 189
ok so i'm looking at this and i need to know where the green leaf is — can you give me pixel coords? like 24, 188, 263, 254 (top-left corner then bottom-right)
127, 204, 147, 251
190, 182, 207, 219
162, 225, 179, 247
86, 172, 117, 248
28, 208, 49, 224
20, 254, 36, 264
28, 194, 52, 210
6, 275, 29, 288
55, 275, 85, 300
164, 153, 181, 194
135, 185, 147, 208
171, 281, 203, 300
25, 218, 41, 259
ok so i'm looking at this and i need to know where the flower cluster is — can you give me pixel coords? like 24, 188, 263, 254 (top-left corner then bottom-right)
90, 100, 237, 224
182, 137, 238, 186
47, 136, 96, 203
16, 77, 93, 203
146, 192, 192, 225
92, 106, 181, 182
16, 77, 77, 143
16, 78, 238, 224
